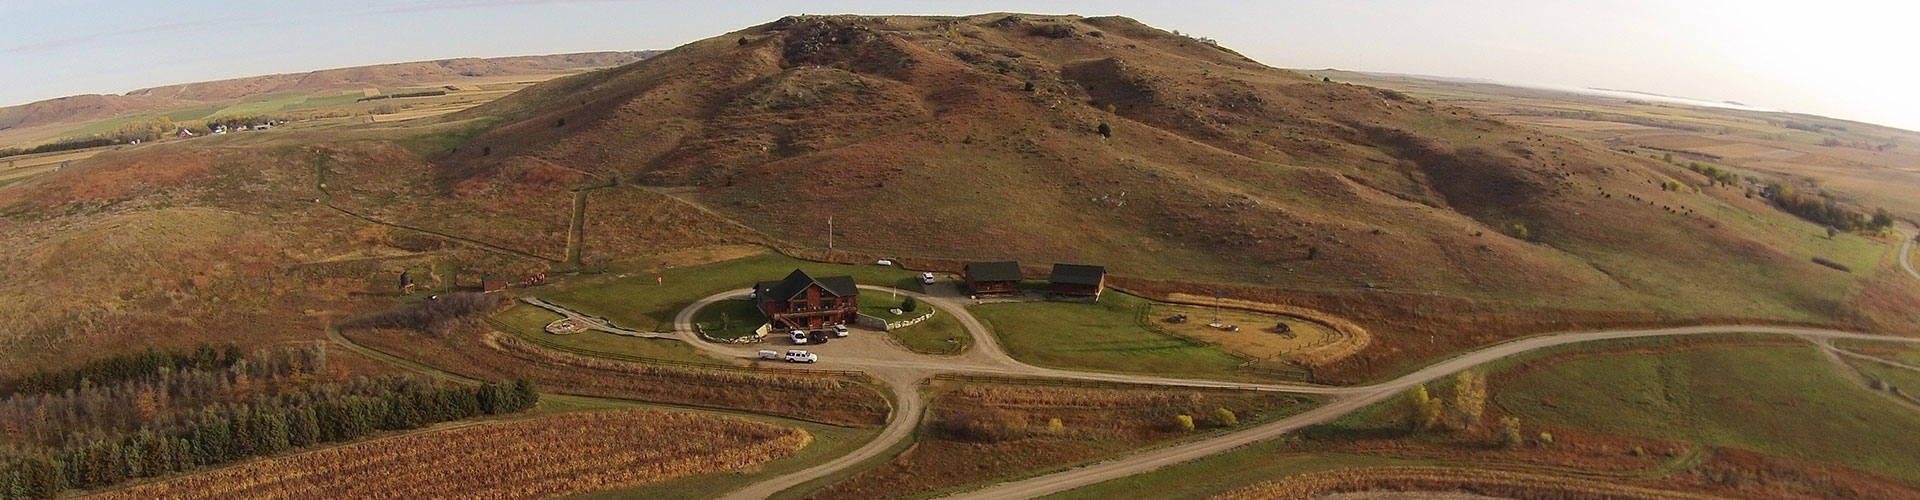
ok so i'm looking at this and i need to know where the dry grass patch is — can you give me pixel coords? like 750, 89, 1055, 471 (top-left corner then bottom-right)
1150, 304, 1340, 361
342, 322, 891, 427
88, 409, 809, 500
1211, 466, 1718, 500
805, 378, 1317, 499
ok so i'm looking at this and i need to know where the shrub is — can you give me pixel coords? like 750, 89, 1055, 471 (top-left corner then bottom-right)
1499, 416, 1523, 449
1175, 414, 1195, 433
1097, 122, 1112, 138
1538, 432, 1554, 446
1046, 418, 1064, 434
1214, 408, 1238, 427
1510, 223, 1530, 241
900, 296, 918, 313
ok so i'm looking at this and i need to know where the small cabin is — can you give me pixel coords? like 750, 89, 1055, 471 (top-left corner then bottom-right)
1048, 263, 1107, 300
754, 269, 861, 330
963, 261, 1023, 297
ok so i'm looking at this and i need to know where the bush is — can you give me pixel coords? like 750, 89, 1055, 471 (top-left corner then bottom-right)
1214, 408, 1238, 427
1175, 414, 1195, 433
1096, 122, 1112, 138
901, 296, 918, 313
1538, 432, 1554, 446
939, 409, 1029, 443
1046, 418, 1064, 434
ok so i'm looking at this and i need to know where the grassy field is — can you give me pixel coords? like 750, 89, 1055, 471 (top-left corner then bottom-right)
489, 302, 726, 366
540, 252, 924, 333
1493, 343, 1920, 482
1040, 447, 1428, 500
971, 292, 1250, 380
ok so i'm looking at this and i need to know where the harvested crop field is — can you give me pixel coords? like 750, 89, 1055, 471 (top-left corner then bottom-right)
341, 323, 892, 426
86, 409, 810, 500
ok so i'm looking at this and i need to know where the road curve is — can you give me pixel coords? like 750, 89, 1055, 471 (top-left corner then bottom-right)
1900, 226, 1919, 284
656, 285, 1920, 500
714, 371, 925, 500
942, 325, 1920, 500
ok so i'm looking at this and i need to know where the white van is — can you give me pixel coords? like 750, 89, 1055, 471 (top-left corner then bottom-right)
757, 350, 781, 360
785, 350, 817, 363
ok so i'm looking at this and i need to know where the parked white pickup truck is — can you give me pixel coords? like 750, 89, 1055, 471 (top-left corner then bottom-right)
784, 350, 817, 363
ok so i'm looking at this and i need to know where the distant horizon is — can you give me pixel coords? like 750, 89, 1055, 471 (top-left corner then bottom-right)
4, 1, 1917, 132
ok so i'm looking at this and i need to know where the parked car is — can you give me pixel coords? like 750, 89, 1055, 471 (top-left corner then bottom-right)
757, 350, 781, 360
876, 259, 894, 266
832, 324, 849, 337
807, 331, 831, 344
785, 350, 817, 363
921, 272, 936, 284
789, 330, 808, 345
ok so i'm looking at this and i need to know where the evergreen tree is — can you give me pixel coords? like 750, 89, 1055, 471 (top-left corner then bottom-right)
509, 378, 539, 412
288, 407, 319, 447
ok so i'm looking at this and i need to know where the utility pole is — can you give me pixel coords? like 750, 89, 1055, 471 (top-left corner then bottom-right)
1213, 288, 1225, 326
828, 215, 834, 253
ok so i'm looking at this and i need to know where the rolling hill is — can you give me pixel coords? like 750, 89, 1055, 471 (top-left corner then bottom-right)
2, 13, 1915, 379
0, 51, 657, 146
437, 14, 1912, 324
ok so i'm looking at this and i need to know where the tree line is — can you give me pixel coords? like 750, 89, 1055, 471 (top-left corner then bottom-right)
0, 342, 537, 499
1763, 183, 1894, 232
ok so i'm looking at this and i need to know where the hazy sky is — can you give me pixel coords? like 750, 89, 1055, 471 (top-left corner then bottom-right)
4, 0, 1918, 131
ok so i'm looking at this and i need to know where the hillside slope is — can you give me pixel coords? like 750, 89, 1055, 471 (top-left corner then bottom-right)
440, 14, 1900, 320
0, 51, 655, 132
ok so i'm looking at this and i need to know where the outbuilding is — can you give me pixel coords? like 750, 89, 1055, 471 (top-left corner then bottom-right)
1048, 263, 1107, 300
963, 261, 1023, 297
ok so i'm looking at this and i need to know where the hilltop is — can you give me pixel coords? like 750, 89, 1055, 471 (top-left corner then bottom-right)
1, 13, 1915, 378
438, 14, 1914, 326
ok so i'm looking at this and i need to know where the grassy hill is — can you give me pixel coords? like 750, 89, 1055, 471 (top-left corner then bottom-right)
2, 13, 1916, 379
439, 13, 1910, 322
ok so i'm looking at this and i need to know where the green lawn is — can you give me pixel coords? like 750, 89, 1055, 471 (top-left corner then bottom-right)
540, 252, 923, 333
1494, 343, 1920, 482
860, 294, 970, 355
487, 303, 726, 366
970, 292, 1249, 379
690, 299, 765, 341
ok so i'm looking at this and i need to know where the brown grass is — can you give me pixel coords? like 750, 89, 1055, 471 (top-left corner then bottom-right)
342, 321, 891, 426
1211, 466, 1720, 500
85, 409, 809, 500
806, 378, 1315, 499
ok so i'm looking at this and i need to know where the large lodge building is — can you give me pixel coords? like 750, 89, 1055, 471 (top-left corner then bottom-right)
754, 269, 861, 330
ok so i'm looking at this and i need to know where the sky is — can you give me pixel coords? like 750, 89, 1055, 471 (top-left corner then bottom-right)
4, 0, 1919, 131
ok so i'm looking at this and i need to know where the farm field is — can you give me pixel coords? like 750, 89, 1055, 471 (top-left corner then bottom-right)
85, 409, 810, 500
1491, 342, 1920, 482
807, 378, 1319, 500
970, 292, 1250, 380
341, 324, 893, 427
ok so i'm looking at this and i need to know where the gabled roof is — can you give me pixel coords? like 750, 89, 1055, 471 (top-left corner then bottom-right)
1049, 263, 1107, 286
760, 269, 859, 300
964, 261, 1023, 282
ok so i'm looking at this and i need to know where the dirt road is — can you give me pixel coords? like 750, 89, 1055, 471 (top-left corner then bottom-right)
663, 286, 1920, 500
